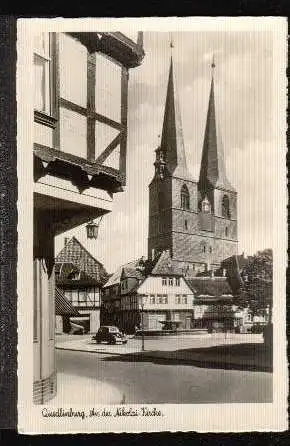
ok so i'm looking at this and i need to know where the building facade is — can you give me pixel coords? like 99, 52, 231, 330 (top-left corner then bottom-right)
55, 237, 108, 334
32, 31, 144, 403
101, 258, 146, 332
148, 56, 238, 275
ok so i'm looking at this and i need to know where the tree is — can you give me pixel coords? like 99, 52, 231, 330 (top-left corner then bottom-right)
237, 249, 273, 318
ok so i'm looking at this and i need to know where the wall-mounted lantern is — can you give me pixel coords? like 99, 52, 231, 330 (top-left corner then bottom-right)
86, 216, 103, 239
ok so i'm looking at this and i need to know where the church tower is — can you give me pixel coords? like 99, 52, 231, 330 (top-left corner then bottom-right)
148, 52, 237, 275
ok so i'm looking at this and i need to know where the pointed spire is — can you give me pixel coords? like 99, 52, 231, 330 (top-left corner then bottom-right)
199, 58, 235, 193
159, 42, 188, 176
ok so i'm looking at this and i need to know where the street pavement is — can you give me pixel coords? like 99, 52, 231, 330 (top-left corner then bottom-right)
55, 333, 271, 372
52, 349, 273, 404
55, 332, 264, 353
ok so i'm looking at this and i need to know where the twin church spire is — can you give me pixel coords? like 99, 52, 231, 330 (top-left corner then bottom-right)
155, 54, 188, 178
155, 46, 235, 194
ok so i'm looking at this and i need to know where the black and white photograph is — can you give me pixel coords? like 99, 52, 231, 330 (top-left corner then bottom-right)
16, 17, 287, 434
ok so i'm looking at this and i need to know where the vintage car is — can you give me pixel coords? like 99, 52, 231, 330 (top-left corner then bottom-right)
92, 326, 127, 345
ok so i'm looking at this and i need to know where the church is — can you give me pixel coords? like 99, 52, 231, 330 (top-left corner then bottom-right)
148, 54, 238, 276
102, 50, 248, 333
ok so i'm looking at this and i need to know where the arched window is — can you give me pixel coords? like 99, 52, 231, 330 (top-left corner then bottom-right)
200, 242, 206, 253
222, 195, 230, 218
158, 190, 165, 211
181, 184, 190, 210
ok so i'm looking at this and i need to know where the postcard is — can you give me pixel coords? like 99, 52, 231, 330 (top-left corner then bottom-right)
17, 16, 288, 434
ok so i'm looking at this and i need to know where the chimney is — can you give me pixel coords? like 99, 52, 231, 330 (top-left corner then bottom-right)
64, 237, 69, 247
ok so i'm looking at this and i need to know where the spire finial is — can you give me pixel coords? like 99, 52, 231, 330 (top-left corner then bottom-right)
211, 53, 216, 73
169, 32, 174, 53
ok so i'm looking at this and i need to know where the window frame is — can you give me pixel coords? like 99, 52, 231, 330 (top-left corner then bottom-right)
181, 184, 190, 210
34, 33, 52, 115
222, 194, 231, 219
202, 197, 211, 213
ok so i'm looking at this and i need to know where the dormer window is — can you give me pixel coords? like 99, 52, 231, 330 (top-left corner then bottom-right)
181, 184, 190, 210
202, 196, 211, 213
70, 271, 80, 280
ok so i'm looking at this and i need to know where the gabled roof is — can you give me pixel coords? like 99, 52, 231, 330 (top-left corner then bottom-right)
186, 277, 233, 299
151, 250, 183, 276
55, 237, 108, 286
55, 287, 79, 316
121, 266, 145, 281
103, 258, 145, 288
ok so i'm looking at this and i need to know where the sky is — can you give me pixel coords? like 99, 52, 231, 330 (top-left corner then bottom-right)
55, 29, 280, 274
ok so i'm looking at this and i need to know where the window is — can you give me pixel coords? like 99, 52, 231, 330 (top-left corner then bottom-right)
158, 190, 165, 212
225, 227, 229, 237
184, 219, 188, 230
34, 33, 51, 113
70, 290, 78, 305
175, 277, 180, 286
201, 242, 206, 253
164, 296, 168, 304
175, 295, 181, 304
168, 278, 173, 286
150, 295, 156, 304
202, 196, 211, 213
209, 246, 212, 254
183, 296, 187, 304
157, 295, 163, 304
162, 277, 167, 286
78, 290, 88, 306
222, 195, 230, 218
181, 184, 190, 210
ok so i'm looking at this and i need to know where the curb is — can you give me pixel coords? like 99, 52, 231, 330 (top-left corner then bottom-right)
56, 346, 141, 355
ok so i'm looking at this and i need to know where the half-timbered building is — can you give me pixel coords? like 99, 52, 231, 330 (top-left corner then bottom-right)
31, 31, 144, 403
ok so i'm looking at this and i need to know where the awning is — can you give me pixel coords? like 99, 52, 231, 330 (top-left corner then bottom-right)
55, 287, 79, 316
